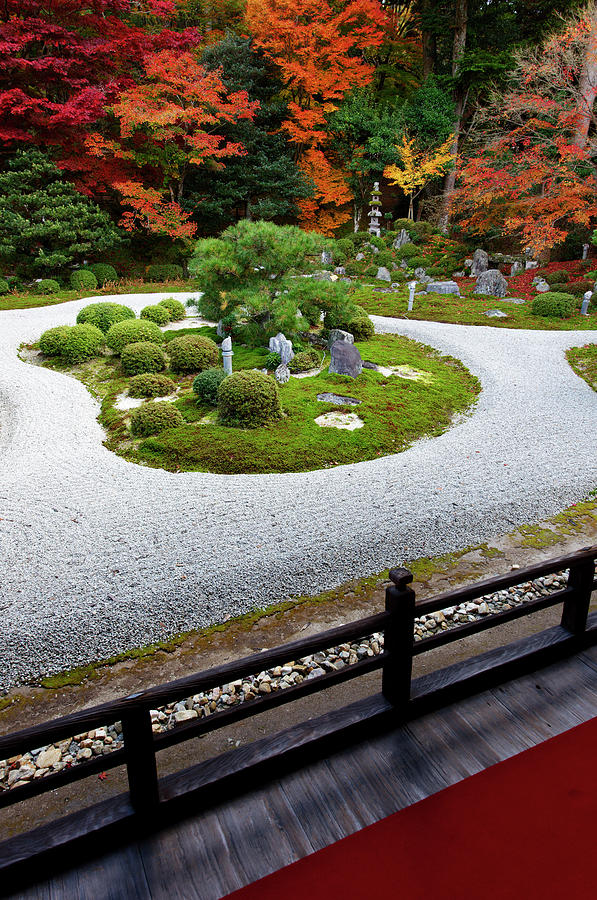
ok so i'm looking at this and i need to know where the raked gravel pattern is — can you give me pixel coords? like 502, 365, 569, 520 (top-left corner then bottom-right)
0, 292, 596, 691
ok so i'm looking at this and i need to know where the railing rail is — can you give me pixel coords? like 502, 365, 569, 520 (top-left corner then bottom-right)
0, 544, 596, 875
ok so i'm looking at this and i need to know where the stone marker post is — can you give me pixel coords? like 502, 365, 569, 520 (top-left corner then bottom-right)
583, 243, 590, 260
581, 291, 592, 316
408, 281, 416, 311
221, 336, 233, 375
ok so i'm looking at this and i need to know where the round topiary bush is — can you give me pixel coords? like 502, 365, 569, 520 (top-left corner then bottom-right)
192, 368, 228, 405
106, 319, 164, 354
531, 292, 575, 319
33, 279, 61, 295
0, 278, 9, 295
544, 270, 570, 285
158, 298, 186, 320
217, 370, 282, 427
121, 341, 167, 376
168, 334, 219, 374
140, 304, 170, 325
326, 305, 374, 342
61, 324, 105, 363
128, 373, 175, 398
39, 325, 71, 356
88, 263, 118, 286
76, 302, 135, 333
288, 348, 320, 372
130, 401, 184, 436
70, 269, 98, 291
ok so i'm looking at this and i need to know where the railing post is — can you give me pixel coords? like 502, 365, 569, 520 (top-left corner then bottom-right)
561, 556, 596, 635
382, 567, 416, 714
122, 704, 160, 814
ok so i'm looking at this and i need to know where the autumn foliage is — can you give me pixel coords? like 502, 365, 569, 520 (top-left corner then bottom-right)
246, 0, 387, 233
453, 9, 597, 256
384, 133, 455, 220
88, 51, 258, 238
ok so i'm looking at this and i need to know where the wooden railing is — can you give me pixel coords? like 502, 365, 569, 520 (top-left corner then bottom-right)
0, 545, 596, 880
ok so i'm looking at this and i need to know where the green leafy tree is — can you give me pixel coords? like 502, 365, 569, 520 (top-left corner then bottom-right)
190, 220, 355, 343
186, 35, 313, 231
0, 150, 121, 277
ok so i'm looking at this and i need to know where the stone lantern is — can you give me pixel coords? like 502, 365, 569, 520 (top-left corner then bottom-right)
368, 182, 382, 237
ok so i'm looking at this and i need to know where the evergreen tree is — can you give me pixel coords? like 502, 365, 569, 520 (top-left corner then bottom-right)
0, 150, 121, 277
186, 35, 312, 232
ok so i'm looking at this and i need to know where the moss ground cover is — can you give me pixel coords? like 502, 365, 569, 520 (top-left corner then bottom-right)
355, 260, 597, 330
36, 328, 479, 474
567, 344, 597, 391
0, 280, 195, 310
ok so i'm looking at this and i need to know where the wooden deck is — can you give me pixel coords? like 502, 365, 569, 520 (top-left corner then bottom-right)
12, 644, 597, 900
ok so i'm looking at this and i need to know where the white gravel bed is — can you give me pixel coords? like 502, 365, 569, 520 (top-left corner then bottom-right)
0, 292, 596, 691
0, 571, 567, 791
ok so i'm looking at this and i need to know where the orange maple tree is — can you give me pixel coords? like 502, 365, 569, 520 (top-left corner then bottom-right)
246, 0, 387, 233
453, 7, 597, 256
88, 50, 259, 238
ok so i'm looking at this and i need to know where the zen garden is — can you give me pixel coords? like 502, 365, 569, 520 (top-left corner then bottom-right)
2, 0, 597, 796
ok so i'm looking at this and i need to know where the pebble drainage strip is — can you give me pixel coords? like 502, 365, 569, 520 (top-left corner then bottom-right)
0, 572, 567, 791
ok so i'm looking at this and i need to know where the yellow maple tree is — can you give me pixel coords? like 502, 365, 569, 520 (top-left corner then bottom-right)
384, 133, 455, 220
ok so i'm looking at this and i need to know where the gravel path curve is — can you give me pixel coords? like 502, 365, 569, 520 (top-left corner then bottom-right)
1, 293, 595, 690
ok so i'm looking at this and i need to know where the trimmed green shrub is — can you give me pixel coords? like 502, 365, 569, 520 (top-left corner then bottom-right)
70, 269, 98, 291
344, 261, 367, 276
140, 304, 170, 325
128, 373, 175, 399
397, 244, 419, 260
375, 250, 393, 268
265, 351, 281, 369
0, 278, 9, 295
218, 370, 282, 427
130, 402, 184, 436
531, 292, 575, 318
33, 279, 61, 295
76, 302, 135, 333
145, 264, 184, 282
544, 270, 569, 285
406, 256, 427, 269
121, 341, 167, 376
364, 265, 378, 277
89, 263, 118, 286
325, 305, 375, 342
586, 270, 597, 281
192, 367, 227, 405
288, 348, 320, 372
61, 324, 104, 363
168, 334, 219, 374
559, 281, 593, 296
158, 298, 186, 320
39, 325, 70, 356
106, 319, 164, 354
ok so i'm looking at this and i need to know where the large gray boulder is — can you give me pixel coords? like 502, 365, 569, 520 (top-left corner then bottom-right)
328, 329, 354, 348
329, 340, 362, 378
376, 266, 392, 282
475, 268, 508, 297
393, 229, 411, 250
269, 332, 294, 364
427, 280, 460, 295
470, 249, 489, 276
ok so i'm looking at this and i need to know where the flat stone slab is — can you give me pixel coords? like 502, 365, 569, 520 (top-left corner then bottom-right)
114, 394, 144, 411
315, 411, 364, 430
427, 281, 460, 295
376, 365, 433, 383
497, 298, 526, 305
484, 309, 508, 318
317, 393, 362, 406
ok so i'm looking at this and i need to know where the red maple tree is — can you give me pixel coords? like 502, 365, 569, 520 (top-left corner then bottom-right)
246, 0, 387, 233
453, 7, 597, 256
0, 0, 198, 192
89, 50, 258, 238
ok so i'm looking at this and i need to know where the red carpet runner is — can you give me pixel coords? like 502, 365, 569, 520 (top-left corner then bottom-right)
225, 716, 597, 899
